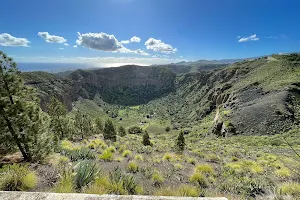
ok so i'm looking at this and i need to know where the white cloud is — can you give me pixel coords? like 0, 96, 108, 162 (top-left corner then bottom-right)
38, 32, 67, 43
73, 45, 77, 48
76, 32, 124, 51
0, 33, 30, 47
64, 43, 69, 46
59, 48, 64, 50
121, 40, 130, 44
145, 38, 177, 54
130, 36, 141, 43
238, 34, 259, 42
76, 32, 149, 56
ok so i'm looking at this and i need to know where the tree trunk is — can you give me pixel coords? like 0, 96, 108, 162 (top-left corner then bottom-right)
1, 108, 30, 161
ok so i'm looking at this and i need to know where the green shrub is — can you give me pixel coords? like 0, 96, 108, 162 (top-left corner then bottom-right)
165, 126, 171, 132
99, 149, 114, 162
163, 153, 174, 161
177, 185, 202, 197
174, 163, 183, 170
127, 162, 139, 173
128, 126, 142, 134
0, 164, 37, 191
189, 172, 208, 188
275, 168, 291, 178
195, 164, 214, 175
54, 167, 74, 193
118, 126, 126, 137
109, 167, 141, 195
152, 171, 164, 187
122, 150, 132, 157
186, 157, 196, 165
278, 182, 300, 197
84, 176, 110, 195
87, 139, 106, 149
74, 160, 100, 190
134, 154, 143, 161
62, 147, 96, 161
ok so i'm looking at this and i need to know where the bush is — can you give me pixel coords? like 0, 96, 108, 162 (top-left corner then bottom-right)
195, 164, 214, 175
127, 162, 139, 173
142, 131, 152, 146
54, 167, 74, 193
163, 153, 174, 161
106, 146, 116, 153
275, 168, 291, 178
189, 172, 208, 188
109, 167, 141, 195
134, 154, 143, 161
174, 163, 183, 170
152, 171, 164, 187
99, 149, 114, 162
62, 147, 96, 161
177, 185, 202, 197
187, 157, 196, 165
122, 150, 132, 157
118, 126, 126, 137
278, 182, 300, 197
87, 139, 106, 149
128, 126, 142, 134
84, 176, 110, 195
74, 160, 100, 190
165, 126, 171, 132
0, 164, 37, 191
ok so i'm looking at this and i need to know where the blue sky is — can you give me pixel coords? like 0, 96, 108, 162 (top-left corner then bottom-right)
0, 0, 300, 67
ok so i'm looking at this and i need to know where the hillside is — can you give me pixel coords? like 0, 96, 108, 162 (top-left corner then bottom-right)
21, 54, 300, 136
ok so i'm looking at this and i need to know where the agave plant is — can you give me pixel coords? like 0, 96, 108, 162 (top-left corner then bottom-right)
74, 160, 100, 190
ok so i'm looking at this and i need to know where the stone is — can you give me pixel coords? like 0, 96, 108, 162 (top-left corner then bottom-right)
0, 191, 228, 200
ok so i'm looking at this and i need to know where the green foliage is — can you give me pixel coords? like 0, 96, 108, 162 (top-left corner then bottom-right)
134, 154, 143, 161
95, 117, 103, 133
176, 131, 185, 152
122, 150, 132, 157
118, 126, 126, 137
127, 161, 139, 173
152, 171, 164, 187
189, 172, 208, 188
84, 176, 110, 195
74, 160, 100, 190
165, 126, 170, 132
109, 167, 141, 195
0, 164, 37, 191
128, 126, 142, 134
142, 131, 152, 146
103, 119, 117, 142
99, 149, 114, 162
0, 52, 53, 161
163, 152, 174, 161
174, 163, 183, 170
195, 164, 214, 175
177, 185, 203, 197
47, 97, 68, 141
278, 182, 300, 197
61, 147, 96, 161
54, 167, 74, 193
74, 110, 94, 140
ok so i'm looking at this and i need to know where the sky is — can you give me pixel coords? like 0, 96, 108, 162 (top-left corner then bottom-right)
0, 0, 300, 68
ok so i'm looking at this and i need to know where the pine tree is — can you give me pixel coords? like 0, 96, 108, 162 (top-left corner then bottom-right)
118, 126, 126, 137
103, 119, 116, 142
75, 110, 94, 140
176, 131, 185, 152
47, 97, 68, 140
95, 117, 103, 133
0, 51, 53, 161
142, 131, 151, 146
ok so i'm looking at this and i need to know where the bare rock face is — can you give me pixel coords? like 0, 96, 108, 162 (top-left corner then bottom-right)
0, 191, 228, 200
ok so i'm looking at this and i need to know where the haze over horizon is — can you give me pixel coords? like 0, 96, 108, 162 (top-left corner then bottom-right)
1, 0, 300, 69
